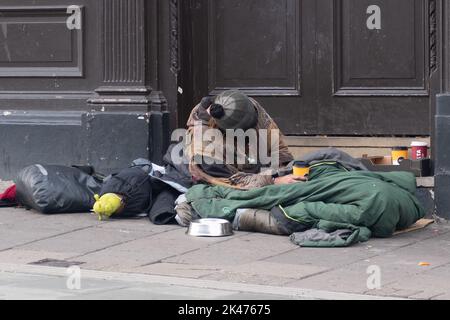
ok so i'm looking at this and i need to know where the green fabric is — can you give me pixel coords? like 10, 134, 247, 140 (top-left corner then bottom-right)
289, 221, 372, 248
186, 163, 425, 247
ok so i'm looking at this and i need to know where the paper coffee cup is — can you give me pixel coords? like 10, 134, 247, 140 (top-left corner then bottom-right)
411, 141, 428, 160
392, 147, 408, 165
293, 161, 310, 177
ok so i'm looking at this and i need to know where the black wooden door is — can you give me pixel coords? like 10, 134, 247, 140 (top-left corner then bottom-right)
181, 0, 437, 136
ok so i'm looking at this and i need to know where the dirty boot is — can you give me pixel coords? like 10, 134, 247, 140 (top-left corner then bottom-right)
232, 209, 289, 235
175, 201, 200, 227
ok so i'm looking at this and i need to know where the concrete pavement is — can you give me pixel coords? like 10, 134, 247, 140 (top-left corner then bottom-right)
0, 263, 400, 300
0, 205, 449, 300
1, 179, 450, 300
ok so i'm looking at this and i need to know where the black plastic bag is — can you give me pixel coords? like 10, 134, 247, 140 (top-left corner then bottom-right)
100, 167, 152, 217
15, 165, 102, 214
148, 188, 179, 225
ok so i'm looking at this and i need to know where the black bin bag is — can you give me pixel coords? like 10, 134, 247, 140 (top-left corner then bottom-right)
99, 167, 152, 217
15, 164, 102, 214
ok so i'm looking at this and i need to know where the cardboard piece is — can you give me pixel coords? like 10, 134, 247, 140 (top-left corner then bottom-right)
359, 156, 431, 177
393, 219, 435, 236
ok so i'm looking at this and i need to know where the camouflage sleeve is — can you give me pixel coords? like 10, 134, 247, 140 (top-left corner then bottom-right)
229, 172, 274, 189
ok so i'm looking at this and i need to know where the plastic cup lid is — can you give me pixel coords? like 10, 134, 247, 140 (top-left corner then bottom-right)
294, 161, 308, 167
392, 146, 408, 150
411, 141, 428, 147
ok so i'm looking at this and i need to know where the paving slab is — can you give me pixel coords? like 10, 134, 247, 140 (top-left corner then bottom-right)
223, 261, 329, 279
200, 271, 295, 286
0, 227, 76, 252
263, 226, 448, 270
199, 261, 330, 286
0, 208, 46, 225
129, 263, 221, 279
62, 286, 232, 300
0, 249, 76, 265
18, 226, 152, 258
0, 215, 98, 234
285, 231, 450, 296
0, 211, 106, 251
131, 260, 329, 286
0, 272, 144, 300
77, 229, 243, 271
375, 288, 425, 299
368, 235, 450, 270
164, 233, 297, 267
433, 293, 450, 300
372, 262, 450, 300
263, 244, 373, 269
20, 212, 104, 230
286, 260, 375, 294
96, 218, 180, 233
218, 292, 292, 300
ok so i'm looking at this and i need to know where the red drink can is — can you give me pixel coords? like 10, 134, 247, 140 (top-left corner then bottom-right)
411, 141, 428, 160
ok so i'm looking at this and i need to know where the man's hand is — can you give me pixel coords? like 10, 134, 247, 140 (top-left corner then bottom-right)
273, 174, 307, 185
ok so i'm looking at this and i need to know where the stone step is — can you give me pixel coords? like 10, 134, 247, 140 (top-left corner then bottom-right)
417, 177, 434, 188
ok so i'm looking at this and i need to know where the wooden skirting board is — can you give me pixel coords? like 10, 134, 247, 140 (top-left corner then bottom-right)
286, 136, 431, 160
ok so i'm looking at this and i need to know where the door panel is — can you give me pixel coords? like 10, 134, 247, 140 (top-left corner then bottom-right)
0, 6, 82, 78
184, 0, 436, 136
335, 0, 426, 95
0, 0, 99, 110
318, 0, 431, 135
186, 0, 317, 133
208, 0, 300, 95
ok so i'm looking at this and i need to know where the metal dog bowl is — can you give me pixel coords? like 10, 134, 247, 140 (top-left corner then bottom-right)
186, 218, 233, 237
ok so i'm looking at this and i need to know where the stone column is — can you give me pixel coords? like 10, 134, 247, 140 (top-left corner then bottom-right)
86, 0, 170, 172
89, 0, 153, 107
434, 0, 450, 219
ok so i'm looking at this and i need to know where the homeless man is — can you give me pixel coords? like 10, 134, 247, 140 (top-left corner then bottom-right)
174, 90, 307, 226
184, 90, 303, 189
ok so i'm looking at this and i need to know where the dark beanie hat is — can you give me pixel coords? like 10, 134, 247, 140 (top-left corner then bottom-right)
210, 90, 257, 130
